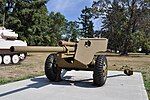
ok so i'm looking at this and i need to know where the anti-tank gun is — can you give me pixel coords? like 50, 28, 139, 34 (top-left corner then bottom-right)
10, 38, 109, 86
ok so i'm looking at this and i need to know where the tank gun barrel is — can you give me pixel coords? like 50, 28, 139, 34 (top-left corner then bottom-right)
59, 41, 77, 46
10, 46, 75, 52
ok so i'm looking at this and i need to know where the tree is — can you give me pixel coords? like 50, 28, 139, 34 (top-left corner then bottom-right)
0, 0, 15, 26
47, 12, 67, 45
100, 1, 126, 53
138, 5, 150, 55
63, 21, 80, 42
0, 0, 68, 46
0, 0, 80, 46
79, 6, 94, 38
0, 0, 49, 45
92, 0, 150, 55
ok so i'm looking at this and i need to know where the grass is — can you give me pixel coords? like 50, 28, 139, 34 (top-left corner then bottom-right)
0, 53, 150, 98
143, 72, 150, 98
0, 53, 48, 85
0, 74, 42, 85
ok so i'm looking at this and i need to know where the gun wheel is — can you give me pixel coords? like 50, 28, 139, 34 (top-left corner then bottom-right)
93, 55, 108, 87
45, 54, 62, 82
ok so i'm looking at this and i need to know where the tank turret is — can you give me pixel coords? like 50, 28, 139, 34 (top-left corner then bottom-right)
0, 27, 27, 65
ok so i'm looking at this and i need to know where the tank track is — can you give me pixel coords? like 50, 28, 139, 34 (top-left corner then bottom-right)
0, 49, 27, 65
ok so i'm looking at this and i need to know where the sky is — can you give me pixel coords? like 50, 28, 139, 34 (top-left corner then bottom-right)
46, 0, 101, 30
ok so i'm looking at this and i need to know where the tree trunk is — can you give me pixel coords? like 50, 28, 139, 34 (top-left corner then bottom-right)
121, 38, 129, 55
121, 45, 128, 55
120, 0, 136, 56
145, 49, 149, 55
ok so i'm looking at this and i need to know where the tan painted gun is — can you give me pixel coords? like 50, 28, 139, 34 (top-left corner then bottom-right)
10, 38, 109, 86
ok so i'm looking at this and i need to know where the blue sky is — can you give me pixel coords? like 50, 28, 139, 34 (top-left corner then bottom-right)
46, 0, 101, 30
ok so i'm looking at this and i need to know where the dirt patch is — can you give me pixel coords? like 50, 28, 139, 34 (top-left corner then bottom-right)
0, 53, 49, 83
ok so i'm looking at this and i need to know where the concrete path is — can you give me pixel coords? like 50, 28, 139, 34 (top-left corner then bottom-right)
0, 71, 148, 100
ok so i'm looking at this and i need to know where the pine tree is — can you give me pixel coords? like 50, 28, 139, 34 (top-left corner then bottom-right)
79, 6, 94, 38
92, 0, 150, 55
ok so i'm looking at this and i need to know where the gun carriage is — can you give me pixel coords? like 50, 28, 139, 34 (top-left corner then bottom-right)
11, 38, 109, 86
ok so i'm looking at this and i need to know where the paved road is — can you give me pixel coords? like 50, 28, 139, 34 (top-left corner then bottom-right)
0, 71, 148, 100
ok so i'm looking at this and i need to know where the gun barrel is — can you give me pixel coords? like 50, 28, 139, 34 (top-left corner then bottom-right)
59, 41, 77, 46
10, 46, 75, 52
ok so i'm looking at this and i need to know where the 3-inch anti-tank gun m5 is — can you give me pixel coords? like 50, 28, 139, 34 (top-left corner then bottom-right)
11, 38, 109, 86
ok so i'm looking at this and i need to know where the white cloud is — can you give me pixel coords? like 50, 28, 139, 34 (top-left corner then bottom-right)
46, 0, 93, 20
53, 0, 71, 12
54, 0, 83, 12
47, 0, 92, 13
93, 0, 99, 1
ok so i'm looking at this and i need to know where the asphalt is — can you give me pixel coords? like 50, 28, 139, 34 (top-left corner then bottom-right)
0, 71, 148, 100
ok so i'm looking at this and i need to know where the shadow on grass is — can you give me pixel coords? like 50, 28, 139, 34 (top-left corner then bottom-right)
0, 73, 127, 97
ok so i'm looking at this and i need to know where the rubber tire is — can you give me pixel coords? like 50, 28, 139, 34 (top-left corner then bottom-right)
93, 55, 108, 87
19, 52, 27, 60
124, 69, 133, 76
3, 55, 11, 65
12, 54, 20, 64
0, 55, 2, 64
45, 54, 61, 82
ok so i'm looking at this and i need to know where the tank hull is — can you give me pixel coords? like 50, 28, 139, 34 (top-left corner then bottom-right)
0, 27, 27, 65
0, 39, 27, 49
0, 39, 27, 65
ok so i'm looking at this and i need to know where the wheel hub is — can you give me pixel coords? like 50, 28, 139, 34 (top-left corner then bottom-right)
0, 56, 2, 64
3, 55, 11, 64
103, 61, 107, 79
12, 55, 20, 64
